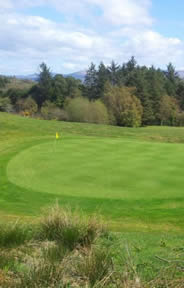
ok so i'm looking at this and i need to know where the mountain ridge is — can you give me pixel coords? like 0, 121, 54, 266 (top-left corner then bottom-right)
14, 70, 87, 82
5, 69, 184, 82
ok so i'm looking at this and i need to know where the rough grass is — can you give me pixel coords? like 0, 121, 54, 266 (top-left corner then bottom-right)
37, 204, 104, 249
0, 222, 33, 247
0, 206, 183, 287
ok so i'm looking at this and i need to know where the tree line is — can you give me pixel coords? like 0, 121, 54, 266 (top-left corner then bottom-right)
1, 58, 184, 127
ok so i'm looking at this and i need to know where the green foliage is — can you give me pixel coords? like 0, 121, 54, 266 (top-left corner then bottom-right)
51, 74, 67, 107
108, 60, 120, 85
159, 95, 179, 126
65, 76, 83, 99
66, 96, 109, 124
0, 97, 13, 112
165, 63, 178, 97
36, 62, 53, 107
176, 111, 184, 126
84, 62, 98, 100
41, 100, 65, 120
2, 59, 184, 128
5, 88, 28, 105
176, 80, 184, 110
104, 83, 143, 127
16, 96, 38, 115
0, 76, 9, 88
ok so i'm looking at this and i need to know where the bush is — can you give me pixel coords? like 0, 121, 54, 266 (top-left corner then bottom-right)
16, 97, 38, 115
65, 97, 109, 124
89, 100, 109, 124
176, 112, 184, 126
0, 97, 13, 112
41, 101, 66, 120
37, 204, 105, 250
159, 95, 179, 126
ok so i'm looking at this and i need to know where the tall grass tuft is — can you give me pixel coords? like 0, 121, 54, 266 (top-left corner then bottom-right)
41, 242, 68, 263
38, 204, 105, 250
76, 246, 113, 287
0, 221, 33, 247
17, 260, 63, 288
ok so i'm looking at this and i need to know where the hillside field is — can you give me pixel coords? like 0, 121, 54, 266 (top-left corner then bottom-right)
1, 112, 184, 232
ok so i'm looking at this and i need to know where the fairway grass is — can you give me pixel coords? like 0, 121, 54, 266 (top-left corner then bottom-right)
1, 112, 184, 232
7, 139, 184, 200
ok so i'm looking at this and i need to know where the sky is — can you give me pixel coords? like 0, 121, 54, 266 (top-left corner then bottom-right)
0, 0, 184, 75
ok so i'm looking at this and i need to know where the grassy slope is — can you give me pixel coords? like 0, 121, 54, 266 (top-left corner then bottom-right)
1, 112, 184, 232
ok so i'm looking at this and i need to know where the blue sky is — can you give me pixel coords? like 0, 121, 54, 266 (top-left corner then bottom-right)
0, 0, 184, 75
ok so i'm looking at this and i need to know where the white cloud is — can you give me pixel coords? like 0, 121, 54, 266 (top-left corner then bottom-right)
0, 0, 184, 74
87, 0, 153, 26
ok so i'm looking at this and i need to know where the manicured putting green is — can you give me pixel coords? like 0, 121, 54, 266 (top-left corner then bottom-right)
7, 137, 184, 201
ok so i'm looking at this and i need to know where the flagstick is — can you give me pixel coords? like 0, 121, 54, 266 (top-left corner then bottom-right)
53, 137, 57, 152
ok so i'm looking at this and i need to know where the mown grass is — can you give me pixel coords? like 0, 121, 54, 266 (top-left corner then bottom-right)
1, 112, 184, 232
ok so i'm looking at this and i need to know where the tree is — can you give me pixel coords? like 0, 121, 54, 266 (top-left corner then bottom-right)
176, 81, 184, 110
65, 77, 83, 99
159, 95, 179, 126
5, 88, 29, 105
165, 63, 178, 97
35, 63, 53, 108
84, 63, 98, 100
52, 74, 67, 107
96, 62, 109, 99
146, 67, 166, 124
108, 60, 120, 86
103, 83, 143, 127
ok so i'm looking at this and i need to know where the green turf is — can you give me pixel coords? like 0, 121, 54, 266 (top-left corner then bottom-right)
1, 112, 184, 232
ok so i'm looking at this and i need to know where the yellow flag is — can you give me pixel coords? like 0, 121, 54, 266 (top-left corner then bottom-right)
56, 132, 59, 139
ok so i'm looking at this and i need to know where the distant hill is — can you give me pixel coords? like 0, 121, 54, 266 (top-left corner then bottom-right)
14, 70, 87, 82
15, 74, 39, 81
8, 69, 184, 82
65, 70, 87, 81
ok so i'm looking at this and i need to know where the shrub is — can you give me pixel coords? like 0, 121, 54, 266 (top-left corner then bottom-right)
0, 97, 13, 112
41, 100, 65, 120
16, 97, 38, 115
176, 112, 184, 126
37, 204, 105, 250
89, 100, 109, 124
159, 95, 179, 126
57, 109, 69, 121
65, 97, 109, 124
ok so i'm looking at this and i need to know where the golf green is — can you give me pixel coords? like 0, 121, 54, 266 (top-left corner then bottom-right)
7, 137, 184, 201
